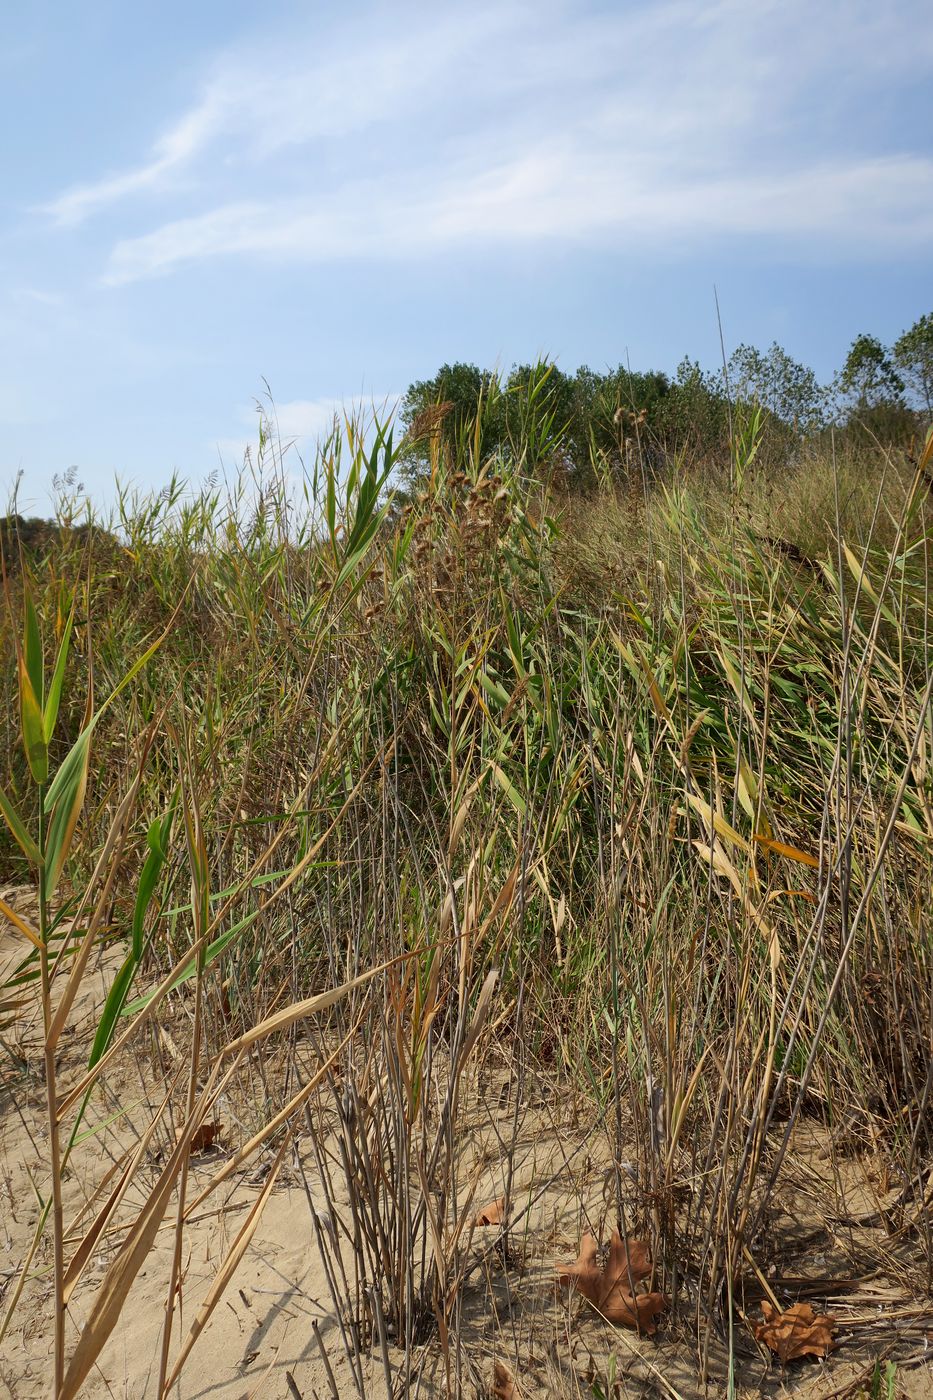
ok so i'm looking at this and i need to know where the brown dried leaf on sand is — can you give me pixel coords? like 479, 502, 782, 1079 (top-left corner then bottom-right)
754, 1301, 837, 1362
475, 1196, 507, 1227
557, 1231, 667, 1334
178, 1120, 223, 1155
492, 1358, 521, 1398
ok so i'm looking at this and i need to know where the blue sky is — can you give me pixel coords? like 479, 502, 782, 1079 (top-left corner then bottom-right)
2, 0, 932, 510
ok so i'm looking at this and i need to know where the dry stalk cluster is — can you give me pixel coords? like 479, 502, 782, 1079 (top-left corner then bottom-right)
0, 405, 931, 1396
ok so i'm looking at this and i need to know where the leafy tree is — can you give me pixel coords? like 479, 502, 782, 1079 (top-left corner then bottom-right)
398, 362, 504, 485
893, 313, 933, 415
564, 366, 671, 480
399, 360, 677, 487
727, 342, 825, 429
838, 334, 904, 410
654, 358, 730, 458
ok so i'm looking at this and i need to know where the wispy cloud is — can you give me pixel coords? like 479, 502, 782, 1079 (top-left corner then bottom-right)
44, 88, 235, 227
103, 151, 933, 285
10, 285, 64, 307
265, 396, 401, 439
43, 7, 508, 227
42, 0, 933, 273
215, 393, 401, 470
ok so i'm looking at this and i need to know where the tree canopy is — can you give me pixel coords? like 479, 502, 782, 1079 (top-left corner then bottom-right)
397, 316, 930, 488
838, 334, 905, 410
894, 313, 933, 415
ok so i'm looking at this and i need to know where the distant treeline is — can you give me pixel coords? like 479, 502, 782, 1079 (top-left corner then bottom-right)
399, 315, 932, 485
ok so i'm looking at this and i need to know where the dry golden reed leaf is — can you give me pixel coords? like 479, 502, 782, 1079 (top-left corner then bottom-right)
0, 895, 42, 949
59, 1111, 210, 1400
163, 1132, 291, 1392
753, 834, 820, 868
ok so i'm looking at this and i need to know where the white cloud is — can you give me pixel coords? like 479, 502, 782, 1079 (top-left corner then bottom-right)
103, 151, 933, 284
41, 0, 933, 268
215, 393, 401, 467
10, 286, 64, 307
44, 86, 233, 227
43, 7, 510, 227
264, 396, 400, 441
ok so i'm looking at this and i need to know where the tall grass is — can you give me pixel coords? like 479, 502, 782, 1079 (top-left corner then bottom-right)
1, 398, 931, 1396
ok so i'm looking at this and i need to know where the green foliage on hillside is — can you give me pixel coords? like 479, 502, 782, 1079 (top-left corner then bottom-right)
1, 395, 932, 1388
397, 316, 930, 494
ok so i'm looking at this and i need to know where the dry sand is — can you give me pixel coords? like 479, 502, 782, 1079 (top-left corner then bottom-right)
2, 890, 931, 1399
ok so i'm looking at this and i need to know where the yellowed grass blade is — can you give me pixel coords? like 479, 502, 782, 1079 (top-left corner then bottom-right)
449, 780, 478, 855
184, 1019, 360, 1217
218, 955, 406, 1059
692, 842, 779, 968
0, 895, 42, 950
752, 834, 820, 868
693, 841, 743, 898
685, 792, 751, 856
62, 1075, 178, 1305
458, 969, 498, 1068
162, 1131, 291, 1393
58, 1059, 233, 1400
478, 864, 518, 941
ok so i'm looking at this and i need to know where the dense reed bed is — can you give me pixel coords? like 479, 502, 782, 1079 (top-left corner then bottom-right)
1, 400, 931, 1397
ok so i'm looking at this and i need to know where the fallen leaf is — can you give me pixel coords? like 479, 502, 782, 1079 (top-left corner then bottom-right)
177, 1121, 223, 1155
754, 1301, 837, 1362
492, 1359, 520, 1398
475, 1196, 507, 1227
557, 1231, 666, 1333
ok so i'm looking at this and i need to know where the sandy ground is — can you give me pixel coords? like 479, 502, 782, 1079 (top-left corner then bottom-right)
2, 888, 932, 1399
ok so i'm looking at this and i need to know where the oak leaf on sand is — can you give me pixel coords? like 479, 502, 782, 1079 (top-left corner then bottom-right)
474, 1196, 507, 1227
492, 1359, 521, 1398
557, 1231, 667, 1333
177, 1120, 223, 1154
754, 1301, 836, 1362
